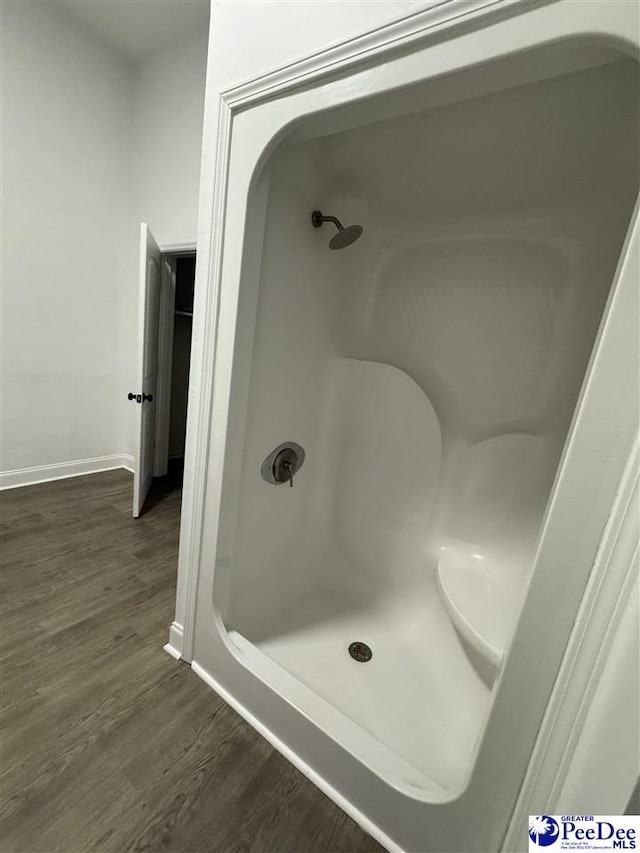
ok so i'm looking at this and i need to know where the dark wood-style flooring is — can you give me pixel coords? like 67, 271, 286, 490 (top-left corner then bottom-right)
0, 468, 382, 853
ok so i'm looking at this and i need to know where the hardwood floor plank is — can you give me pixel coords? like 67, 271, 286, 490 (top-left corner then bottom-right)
0, 470, 382, 853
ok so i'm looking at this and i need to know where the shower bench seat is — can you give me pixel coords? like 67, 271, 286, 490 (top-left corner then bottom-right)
436, 550, 524, 672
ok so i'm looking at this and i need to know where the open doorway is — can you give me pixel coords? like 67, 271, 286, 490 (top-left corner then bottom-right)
130, 222, 196, 517
154, 251, 195, 490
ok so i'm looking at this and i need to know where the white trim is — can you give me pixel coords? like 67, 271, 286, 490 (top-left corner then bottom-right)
163, 642, 182, 661
166, 620, 184, 659
191, 660, 400, 853
176, 82, 233, 660
0, 453, 134, 490
220, 0, 517, 109
159, 241, 197, 255
502, 441, 640, 851
174, 0, 523, 664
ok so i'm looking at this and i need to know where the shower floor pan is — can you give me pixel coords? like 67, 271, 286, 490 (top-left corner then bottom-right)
227, 556, 491, 798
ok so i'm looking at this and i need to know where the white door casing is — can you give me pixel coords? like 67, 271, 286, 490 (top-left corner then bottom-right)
133, 222, 161, 518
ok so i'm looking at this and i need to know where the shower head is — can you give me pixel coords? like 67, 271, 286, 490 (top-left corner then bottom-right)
311, 210, 363, 250
329, 224, 363, 250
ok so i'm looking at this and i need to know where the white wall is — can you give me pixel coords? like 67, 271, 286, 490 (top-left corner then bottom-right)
1, 2, 209, 482
207, 1, 434, 90
132, 27, 208, 248
1, 0, 136, 479
119, 26, 208, 459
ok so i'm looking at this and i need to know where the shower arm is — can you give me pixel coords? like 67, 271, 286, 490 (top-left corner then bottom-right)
311, 211, 344, 232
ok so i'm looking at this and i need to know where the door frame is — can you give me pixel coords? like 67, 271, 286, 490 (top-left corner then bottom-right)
153, 242, 197, 479
168, 0, 640, 834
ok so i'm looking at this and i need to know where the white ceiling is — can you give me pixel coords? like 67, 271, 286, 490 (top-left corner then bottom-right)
58, 0, 209, 62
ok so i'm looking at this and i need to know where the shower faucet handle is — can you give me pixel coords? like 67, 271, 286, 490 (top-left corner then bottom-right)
271, 447, 299, 487
260, 442, 305, 487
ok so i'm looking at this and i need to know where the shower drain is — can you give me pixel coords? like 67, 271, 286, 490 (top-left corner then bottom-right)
348, 641, 373, 662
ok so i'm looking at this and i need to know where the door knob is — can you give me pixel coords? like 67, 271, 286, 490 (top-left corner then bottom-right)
127, 392, 141, 403
142, 393, 153, 402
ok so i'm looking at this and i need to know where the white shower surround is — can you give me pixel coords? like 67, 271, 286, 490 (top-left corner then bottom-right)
174, 2, 639, 851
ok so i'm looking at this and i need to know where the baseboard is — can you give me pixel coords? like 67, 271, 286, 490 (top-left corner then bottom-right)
120, 454, 135, 473
164, 622, 184, 660
190, 660, 400, 853
163, 643, 182, 660
0, 454, 135, 490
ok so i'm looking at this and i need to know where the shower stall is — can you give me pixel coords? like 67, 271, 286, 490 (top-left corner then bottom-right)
183, 2, 639, 850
